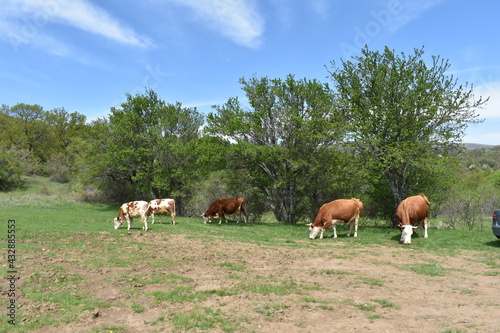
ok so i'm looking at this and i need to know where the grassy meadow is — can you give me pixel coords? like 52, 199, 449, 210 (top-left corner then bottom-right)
1, 176, 499, 332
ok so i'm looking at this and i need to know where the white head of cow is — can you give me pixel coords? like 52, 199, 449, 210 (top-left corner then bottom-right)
400, 225, 418, 245
113, 218, 122, 230
306, 223, 321, 240
202, 213, 220, 224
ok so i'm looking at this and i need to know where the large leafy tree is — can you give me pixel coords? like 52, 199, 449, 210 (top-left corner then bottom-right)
0, 104, 88, 174
207, 75, 347, 223
327, 46, 487, 221
45, 107, 87, 151
2, 103, 50, 161
84, 89, 204, 204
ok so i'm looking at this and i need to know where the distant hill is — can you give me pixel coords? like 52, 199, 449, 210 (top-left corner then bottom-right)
462, 143, 498, 150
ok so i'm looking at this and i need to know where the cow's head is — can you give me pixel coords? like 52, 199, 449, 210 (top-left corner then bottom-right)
113, 218, 122, 230
202, 213, 219, 224
306, 223, 321, 240
400, 225, 418, 245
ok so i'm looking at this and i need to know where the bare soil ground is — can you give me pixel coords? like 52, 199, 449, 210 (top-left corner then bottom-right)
16, 233, 500, 332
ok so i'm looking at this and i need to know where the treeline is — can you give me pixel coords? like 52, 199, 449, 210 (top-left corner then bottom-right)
2, 46, 499, 227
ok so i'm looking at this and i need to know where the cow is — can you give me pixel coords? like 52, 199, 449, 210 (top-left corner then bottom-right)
306, 198, 363, 240
147, 199, 176, 225
395, 193, 430, 245
202, 197, 247, 224
113, 200, 150, 231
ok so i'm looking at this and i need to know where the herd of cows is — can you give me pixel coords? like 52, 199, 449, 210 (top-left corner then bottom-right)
113, 193, 431, 245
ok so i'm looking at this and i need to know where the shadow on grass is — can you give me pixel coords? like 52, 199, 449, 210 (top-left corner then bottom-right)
484, 240, 500, 248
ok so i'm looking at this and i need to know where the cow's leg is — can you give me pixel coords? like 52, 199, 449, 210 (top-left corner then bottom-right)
151, 213, 155, 224
126, 217, 132, 230
423, 218, 429, 239
142, 216, 148, 231
171, 213, 176, 225
352, 214, 359, 238
332, 222, 338, 238
347, 222, 352, 237
319, 228, 324, 240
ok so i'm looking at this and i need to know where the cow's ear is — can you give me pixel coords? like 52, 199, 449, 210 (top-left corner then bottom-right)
305, 223, 312, 226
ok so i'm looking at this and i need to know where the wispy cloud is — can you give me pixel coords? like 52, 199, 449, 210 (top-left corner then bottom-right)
476, 82, 500, 119
308, 0, 331, 18
385, 0, 448, 33
168, 0, 264, 48
0, 0, 154, 54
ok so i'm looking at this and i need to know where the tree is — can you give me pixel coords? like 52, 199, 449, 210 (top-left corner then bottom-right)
2, 103, 50, 161
327, 46, 487, 223
207, 75, 347, 223
45, 108, 87, 151
83, 89, 204, 205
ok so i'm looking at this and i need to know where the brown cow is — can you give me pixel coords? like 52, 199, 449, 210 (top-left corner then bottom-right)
202, 197, 247, 224
113, 201, 150, 231
148, 199, 176, 225
396, 193, 430, 245
306, 198, 363, 239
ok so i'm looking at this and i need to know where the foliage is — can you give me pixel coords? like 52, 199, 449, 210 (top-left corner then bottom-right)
207, 75, 349, 223
0, 104, 87, 162
0, 149, 24, 190
440, 169, 499, 230
459, 145, 500, 171
327, 46, 487, 223
82, 88, 205, 206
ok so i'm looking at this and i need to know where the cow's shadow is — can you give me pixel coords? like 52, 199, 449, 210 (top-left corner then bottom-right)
484, 240, 500, 248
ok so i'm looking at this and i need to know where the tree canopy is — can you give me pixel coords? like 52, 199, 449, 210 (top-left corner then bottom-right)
207, 75, 350, 223
327, 46, 487, 220
82, 89, 205, 205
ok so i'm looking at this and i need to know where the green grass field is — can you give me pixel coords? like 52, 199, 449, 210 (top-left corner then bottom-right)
1, 176, 499, 332
2, 177, 497, 252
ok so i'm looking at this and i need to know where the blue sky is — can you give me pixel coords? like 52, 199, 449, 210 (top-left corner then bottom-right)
1, 0, 499, 145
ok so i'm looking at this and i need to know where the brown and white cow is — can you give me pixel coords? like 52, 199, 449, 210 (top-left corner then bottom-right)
113, 200, 150, 231
396, 193, 430, 245
202, 197, 247, 224
306, 198, 363, 240
148, 199, 176, 225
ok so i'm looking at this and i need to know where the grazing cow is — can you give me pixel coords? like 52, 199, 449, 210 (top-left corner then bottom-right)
306, 198, 363, 240
114, 201, 150, 231
148, 199, 176, 225
396, 193, 430, 245
203, 197, 247, 224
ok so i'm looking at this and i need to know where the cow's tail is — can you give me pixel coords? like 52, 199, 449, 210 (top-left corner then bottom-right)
352, 198, 363, 218
419, 193, 430, 205
146, 204, 154, 217
238, 198, 246, 215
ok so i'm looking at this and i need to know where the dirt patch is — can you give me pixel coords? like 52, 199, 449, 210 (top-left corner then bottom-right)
15, 233, 500, 332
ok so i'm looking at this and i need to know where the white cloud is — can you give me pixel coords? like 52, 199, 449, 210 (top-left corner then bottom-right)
462, 120, 500, 145
384, 0, 448, 33
475, 82, 500, 119
168, 0, 264, 48
309, 0, 330, 18
0, 0, 154, 50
